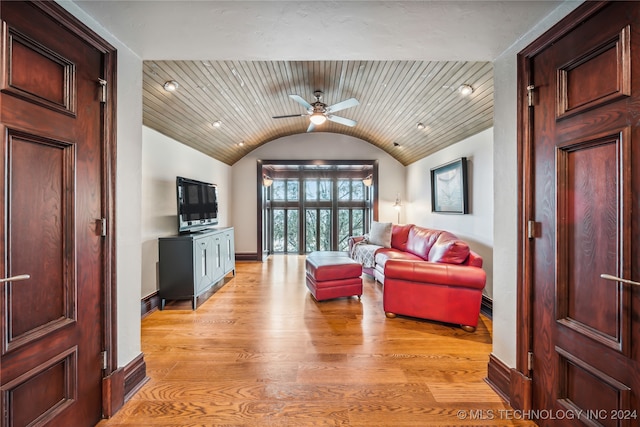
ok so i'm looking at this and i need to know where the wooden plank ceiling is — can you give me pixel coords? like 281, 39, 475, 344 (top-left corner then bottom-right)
143, 60, 493, 166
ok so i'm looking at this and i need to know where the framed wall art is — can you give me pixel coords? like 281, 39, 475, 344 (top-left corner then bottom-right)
430, 157, 468, 214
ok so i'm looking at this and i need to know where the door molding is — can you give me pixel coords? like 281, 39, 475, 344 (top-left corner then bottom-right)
28, 0, 126, 416
489, 0, 613, 410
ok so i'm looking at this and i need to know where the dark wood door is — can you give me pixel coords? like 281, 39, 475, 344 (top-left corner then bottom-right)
526, 2, 640, 425
0, 2, 108, 425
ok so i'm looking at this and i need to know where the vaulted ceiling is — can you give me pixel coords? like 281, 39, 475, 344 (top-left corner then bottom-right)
143, 59, 492, 165
75, 0, 565, 166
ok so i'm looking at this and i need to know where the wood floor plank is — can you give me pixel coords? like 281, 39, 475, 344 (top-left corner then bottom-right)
97, 255, 534, 427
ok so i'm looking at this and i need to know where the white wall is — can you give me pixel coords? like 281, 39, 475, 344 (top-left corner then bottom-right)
406, 128, 493, 299
58, 1, 143, 367
141, 127, 233, 298
232, 133, 405, 254
492, 1, 583, 367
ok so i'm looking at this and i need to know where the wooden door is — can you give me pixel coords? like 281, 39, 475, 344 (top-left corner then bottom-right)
523, 2, 640, 425
0, 2, 114, 426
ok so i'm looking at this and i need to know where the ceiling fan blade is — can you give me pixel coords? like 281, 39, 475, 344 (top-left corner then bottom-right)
327, 98, 359, 113
272, 114, 307, 119
289, 94, 312, 110
306, 122, 316, 133
327, 115, 357, 127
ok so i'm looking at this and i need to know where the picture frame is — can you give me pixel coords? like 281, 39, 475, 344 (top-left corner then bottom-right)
430, 157, 468, 214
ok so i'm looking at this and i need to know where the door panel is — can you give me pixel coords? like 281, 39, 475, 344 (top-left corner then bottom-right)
4, 130, 76, 354
0, 2, 108, 426
525, 2, 640, 425
4, 27, 76, 115
556, 131, 629, 352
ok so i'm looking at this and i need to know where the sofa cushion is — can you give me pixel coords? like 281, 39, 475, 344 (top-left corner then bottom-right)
427, 231, 470, 264
405, 226, 442, 260
368, 221, 392, 248
390, 224, 413, 251
375, 248, 423, 269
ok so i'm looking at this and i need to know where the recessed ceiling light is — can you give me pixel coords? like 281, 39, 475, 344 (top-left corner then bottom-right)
417, 122, 426, 130
458, 84, 474, 96
211, 120, 222, 128
393, 142, 400, 147
238, 141, 245, 147
163, 80, 179, 92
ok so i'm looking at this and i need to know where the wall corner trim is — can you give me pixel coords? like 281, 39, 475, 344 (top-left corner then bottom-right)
486, 353, 532, 411
124, 353, 149, 402
486, 353, 511, 403
102, 352, 148, 419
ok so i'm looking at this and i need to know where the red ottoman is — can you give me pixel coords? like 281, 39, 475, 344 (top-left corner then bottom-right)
305, 251, 363, 301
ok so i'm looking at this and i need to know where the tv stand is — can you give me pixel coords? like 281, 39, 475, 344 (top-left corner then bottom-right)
158, 227, 235, 309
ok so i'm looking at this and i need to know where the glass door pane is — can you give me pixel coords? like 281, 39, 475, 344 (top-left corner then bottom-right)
319, 209, 331, 251
286, 209, 299, 252
273, 209, 285, 252
305, 210, 318, 252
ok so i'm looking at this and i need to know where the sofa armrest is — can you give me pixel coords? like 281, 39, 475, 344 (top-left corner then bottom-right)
348, 235, 367, 252
384, 260, 486, 290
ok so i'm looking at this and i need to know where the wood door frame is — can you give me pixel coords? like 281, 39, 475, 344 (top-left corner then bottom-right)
511, 0, 611, 411
27, 0, 120, 413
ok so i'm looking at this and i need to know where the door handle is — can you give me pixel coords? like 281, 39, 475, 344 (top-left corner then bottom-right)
0, 274, 30, 284
600, 273, 640, 287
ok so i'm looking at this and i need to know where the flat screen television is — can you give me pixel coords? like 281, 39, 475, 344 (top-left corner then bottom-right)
176, 176, 219, 233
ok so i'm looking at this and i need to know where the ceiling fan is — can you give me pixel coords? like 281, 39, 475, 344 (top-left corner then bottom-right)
272, 90, 359, 132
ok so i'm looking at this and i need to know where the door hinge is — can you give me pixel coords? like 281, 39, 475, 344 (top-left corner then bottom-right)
101, 351, 108, 370
100, 218, 107, 237
527, 351, 534, 372
527, 220, 538, 239
98, 78, 107, 103
527, 85, 535, 107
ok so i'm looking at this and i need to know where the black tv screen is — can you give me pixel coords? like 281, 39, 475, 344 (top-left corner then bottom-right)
176, 176, 219, 233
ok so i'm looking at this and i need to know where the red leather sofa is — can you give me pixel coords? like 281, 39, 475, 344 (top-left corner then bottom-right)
350, 224, 486, 332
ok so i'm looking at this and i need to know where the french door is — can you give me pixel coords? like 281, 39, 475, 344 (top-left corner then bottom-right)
269, 176, 371, 253
259, 161, 377, 256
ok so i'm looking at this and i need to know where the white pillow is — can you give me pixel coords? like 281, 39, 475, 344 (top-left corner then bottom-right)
368, 221, 392, 248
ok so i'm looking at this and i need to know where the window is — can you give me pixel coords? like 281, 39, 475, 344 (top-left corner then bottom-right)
262, 162, 375, 254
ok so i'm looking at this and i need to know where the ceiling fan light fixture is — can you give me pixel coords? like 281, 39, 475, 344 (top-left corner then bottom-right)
458, 84, 474, 96
163, 80, 179, 92
309, 113, 327, 125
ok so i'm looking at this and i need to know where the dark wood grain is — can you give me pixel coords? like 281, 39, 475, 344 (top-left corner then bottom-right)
518, 1, 640, 424
0, 1, 117, 425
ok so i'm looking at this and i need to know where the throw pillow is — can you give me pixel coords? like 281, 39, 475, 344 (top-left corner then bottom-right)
368, 221, 392, 248
428, 231, 470, 264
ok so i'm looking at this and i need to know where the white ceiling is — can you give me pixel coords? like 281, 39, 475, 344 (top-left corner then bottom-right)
75, 1, 564, 61
73, 1, 568, 165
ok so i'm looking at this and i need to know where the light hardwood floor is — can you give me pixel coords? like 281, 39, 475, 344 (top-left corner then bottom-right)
98, 255, 535, 426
